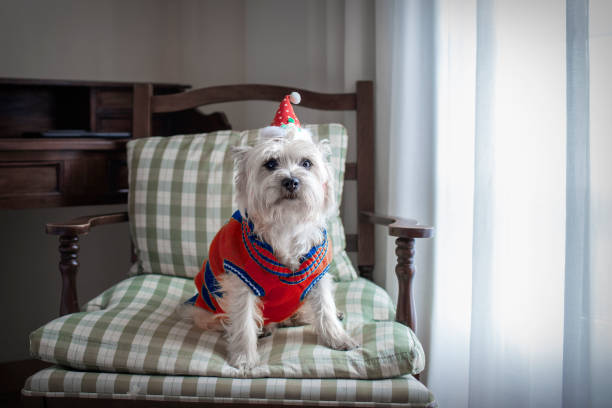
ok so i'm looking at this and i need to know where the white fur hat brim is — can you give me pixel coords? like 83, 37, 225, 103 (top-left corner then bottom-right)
259, 125, 312, 142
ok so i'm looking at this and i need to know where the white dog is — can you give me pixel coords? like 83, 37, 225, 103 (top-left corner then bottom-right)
183, 122, 358, 371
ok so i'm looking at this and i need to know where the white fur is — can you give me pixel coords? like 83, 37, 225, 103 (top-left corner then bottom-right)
300, 274, 359, 350
184, 129, 357, 370
218, 273, 263, 370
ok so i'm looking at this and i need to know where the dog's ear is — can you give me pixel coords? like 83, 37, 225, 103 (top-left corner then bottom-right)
323, 176, 336, 216
317, 140, 336, 215
232, 146, 251, 209
232, 145, 251, 164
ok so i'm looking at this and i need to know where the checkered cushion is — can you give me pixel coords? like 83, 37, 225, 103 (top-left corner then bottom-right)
127, 124, 356, 281
29, 275, 424, 379
23, 366, 437, 407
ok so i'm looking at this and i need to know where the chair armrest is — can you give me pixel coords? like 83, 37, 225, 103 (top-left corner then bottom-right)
45, 211, 129, 316
361, 211, 434, 334
46, 212, 129, 236
361, 211, 433, 238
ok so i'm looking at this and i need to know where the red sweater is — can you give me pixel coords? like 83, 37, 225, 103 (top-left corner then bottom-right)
186, 211, 331, 324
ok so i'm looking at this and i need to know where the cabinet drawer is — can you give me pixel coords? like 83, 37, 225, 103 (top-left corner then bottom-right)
96, 90, 132, 109
97, 117, 131, 132
0, 162, 60, 195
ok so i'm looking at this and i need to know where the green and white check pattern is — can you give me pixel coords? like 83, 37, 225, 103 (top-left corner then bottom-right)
25, 123, 435, 405
29, 274, 424, 380
127, 124, 356, 281
23, 366, 437, 407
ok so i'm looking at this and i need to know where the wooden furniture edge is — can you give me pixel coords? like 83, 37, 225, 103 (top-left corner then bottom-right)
0, 359, 52, 407
356, 81, 375, 280
361, 211, 434, 238
21, 395, 438, 408
0, 76, 190, 89
150, 84, 357, 113
361, 211, 434, 334
46, 212, 129, 316
0, 138, 128, 151
46, 211, 129, 236
133, 84, 153, 139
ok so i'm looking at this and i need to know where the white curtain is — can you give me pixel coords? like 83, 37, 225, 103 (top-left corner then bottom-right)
374, 0, 437, 364
377, 0, 612, 407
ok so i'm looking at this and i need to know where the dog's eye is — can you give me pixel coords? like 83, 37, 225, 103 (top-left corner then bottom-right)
264, 159, 278, 170
301, 159, 312, 169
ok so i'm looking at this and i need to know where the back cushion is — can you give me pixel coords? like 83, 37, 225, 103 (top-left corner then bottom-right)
127, 124, 357, 281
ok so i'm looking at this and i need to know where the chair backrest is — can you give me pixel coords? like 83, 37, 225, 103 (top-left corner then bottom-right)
132, 82, 375, 280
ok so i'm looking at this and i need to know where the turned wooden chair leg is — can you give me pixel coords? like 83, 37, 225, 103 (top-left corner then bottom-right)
58, 234, 80, 316
358, 265, 374, 281
395, 237, 416, 333
395, 237, 420, 380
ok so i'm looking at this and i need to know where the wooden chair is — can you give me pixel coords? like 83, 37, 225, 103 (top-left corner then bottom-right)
25, 81, 435, 407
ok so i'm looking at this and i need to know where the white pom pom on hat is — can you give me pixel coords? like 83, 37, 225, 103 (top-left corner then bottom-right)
290, 91, 301, 105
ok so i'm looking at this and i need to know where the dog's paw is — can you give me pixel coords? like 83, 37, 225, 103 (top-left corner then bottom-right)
326, 333, 360, 351
228, 351, 260, 371
319, 327, 360, 351
259, 322, 281, 338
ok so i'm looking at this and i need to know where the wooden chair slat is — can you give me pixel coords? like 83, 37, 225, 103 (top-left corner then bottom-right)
151, 84, 357, 113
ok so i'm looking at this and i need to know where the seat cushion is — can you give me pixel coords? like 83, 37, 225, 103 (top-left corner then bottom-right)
23, 366, 437, 407
30, 275, 424, 380
127, 124, 356, 281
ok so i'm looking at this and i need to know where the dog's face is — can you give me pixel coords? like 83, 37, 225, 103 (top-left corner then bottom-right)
233, 127, 335, 226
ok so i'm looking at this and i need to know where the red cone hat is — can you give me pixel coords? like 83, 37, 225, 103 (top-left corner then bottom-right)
270, 92, 301, 128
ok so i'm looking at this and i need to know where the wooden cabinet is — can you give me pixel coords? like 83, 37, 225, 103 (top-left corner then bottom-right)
0, 78, 230, 209
0, 138, 128, 208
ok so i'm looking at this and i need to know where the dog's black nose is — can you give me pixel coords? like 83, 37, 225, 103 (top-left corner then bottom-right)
282, 177, 300, 192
